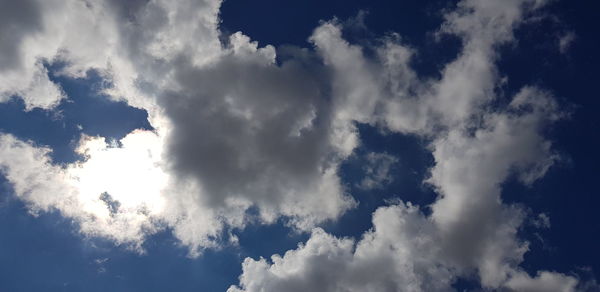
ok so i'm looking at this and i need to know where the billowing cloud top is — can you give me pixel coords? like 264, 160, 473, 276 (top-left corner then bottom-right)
0, 0, 586, 291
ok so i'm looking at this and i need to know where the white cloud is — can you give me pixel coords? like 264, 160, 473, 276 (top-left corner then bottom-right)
230, 203, 576, 292
0, 132, 165, 249
229, 203, 453, 292
230, 0, 582, 290
0, 0, 587, 289
426, 87, 561, 287
0, 0, 356, 253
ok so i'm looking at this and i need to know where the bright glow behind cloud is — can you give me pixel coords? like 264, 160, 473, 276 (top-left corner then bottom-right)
0, 130, 170, 249
69, 130, 167, 220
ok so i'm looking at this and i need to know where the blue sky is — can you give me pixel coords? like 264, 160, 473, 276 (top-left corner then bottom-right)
0, 0, 599, 291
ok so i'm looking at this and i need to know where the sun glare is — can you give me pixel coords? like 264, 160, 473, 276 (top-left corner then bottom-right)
68, 130, 167, 220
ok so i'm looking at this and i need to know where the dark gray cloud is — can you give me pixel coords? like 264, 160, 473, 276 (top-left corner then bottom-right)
0, 0, 41, 70
159, 38, 354, 225
162, 54, 328, 204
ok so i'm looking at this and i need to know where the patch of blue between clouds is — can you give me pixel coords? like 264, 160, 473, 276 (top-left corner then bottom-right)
325, 123, 436, 238
220, 0, 462, 80
0, 64, 152, 164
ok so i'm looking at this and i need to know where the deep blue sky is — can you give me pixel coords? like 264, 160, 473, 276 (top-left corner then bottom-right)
1, 0, 599, 291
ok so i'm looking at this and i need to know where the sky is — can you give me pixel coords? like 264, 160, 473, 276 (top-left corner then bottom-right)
0, 0, 599, 291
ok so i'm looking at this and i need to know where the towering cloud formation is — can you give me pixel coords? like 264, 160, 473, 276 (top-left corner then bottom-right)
0, 0, 581, 290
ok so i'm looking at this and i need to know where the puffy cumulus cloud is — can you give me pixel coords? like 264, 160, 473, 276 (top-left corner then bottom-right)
0, 0, 355, 252
0, 131, 168, 249
427, 87, 562, 288
0, 129, 235, 253
0, 0, 222, 110
158, 31, 355, 231
0, 0, 118, 109
0, 134, 77, 215
230, 88, 579, 289
0, 0, 586, 289
231, 0, 582, 291
229, 203, 453, 292
230, 205, 577, 292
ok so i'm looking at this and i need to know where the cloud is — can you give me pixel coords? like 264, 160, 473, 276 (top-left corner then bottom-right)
426, 87, 561, 287
0, 131, 166, 249
0, 0, 120, 109
229, 85, 574, 289
229, 204, 576, 292
1, 0, 366, 252
531, 213, 551, 229
0, 0, 357, 251
357, 152, 398, 190
505, 271, 578, 292
159, 32, 355, 230
229, 203, 453, 292
0, 0, 587, 289
0, 1, 344, 250
230, 0, 582, 290
558, 31, 576, 54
